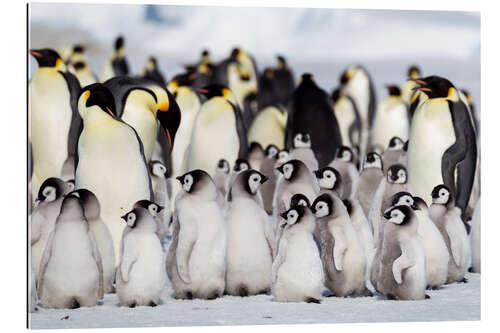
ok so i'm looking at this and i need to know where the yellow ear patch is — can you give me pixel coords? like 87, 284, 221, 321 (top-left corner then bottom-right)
447, 87, 455, 99
411, 91, 420, 104
222, 88, 230, 98
158, 99, 170, 112
55, 58, 62, 68
83, 90, 90, 102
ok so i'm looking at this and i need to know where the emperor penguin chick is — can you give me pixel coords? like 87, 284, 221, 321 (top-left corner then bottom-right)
378, 205, 427, 300
311, 193, 370, 297
382, 136, 406, 170
429, 185, 471, 284
37, 194, 104, 309
226, 170, 275, 296
74, 189, 116, 293
116, 207, 166, 307
353, 152, 384, 218
288, 133, 319, 172
133, 200, 167, 242
259, 144, 280, 215
149, 160, 171, 240
272, 205, 324, 303
248, 142, 265, 170
167, 170, 227, 299
329, 146, 360, 199
313, 166, 344, 198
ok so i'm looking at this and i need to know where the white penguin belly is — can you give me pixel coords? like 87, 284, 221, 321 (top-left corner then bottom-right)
247, 106, 287, 149
334, 97, 356, 146
372, 100, 409, 149
121, 105, 158, 162
408, 100, 456, 204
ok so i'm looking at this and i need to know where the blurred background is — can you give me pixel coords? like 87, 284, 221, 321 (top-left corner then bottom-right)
29, 3, 480, 109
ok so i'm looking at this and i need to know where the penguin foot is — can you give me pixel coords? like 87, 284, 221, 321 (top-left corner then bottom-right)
431, 286, 441, 290
468, 267, 474, 273
185, 291, 193, 300
207, 290, 220, 300
305, 297, 321, 304
460, 277, 468, 283
362, 288, 374, 297
129, 302, 136, 308
425, 294, 431, 299
237, 285, 249, 297
149, 301, 157, 307
386, 294, 397, 300
70, 299, 80, 309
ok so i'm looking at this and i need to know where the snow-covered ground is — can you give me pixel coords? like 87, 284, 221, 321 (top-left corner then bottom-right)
29, 272, 480, 329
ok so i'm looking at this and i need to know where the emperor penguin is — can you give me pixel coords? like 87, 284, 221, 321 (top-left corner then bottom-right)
382, 136, 406, 170
71, 189, 116, 294
141, 56, 167, 86
167, 170, 227, 299
339, 65, 377, 158
276, 193, 311, 247
214, 159, 230, 198
288, 132, 319, 172
313, 166, 344, 198
272, 205, 324, 303
377, 205, 427, 300
332, 88, 361, 148
407, 76, 477, 224
311, 193, 370, 297
67, 45, 97, 87
401, 65, 422, 106
470, 198, 480, 273
353, 152, 384, 217
274, 55, 295, 106
116, 207, 166, 307
226, 170, 275, 296
37, 193, 104, 309
273, 159, 320, 225
29, 49, 82, 197
259, 145, 280, 215
133, 200, 168, 242
230, 47, 259, 113
103, 76, 181, 164
286, 74, 342, 167
225, 158, 250, 194
329, 146, 359, 199
429, 185, 471, 284
390, 193, 449, 289
74, 83, 153, 264
185, 84, 248, 178
100, 36, 129, 82
149, 160, 171, 239
248, 141, 265, 170
30, 178, 71, 282
277, 149, 290, 165
247, 105, 288, 149
371, 86, 409, 150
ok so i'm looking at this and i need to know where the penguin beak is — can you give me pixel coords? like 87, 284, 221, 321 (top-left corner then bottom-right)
310, 206, 316, 214
411, 203, 420, 210
280, 212, 288, 220
383, 211, 391, 220
418, 87, 432, 92
313, 170, 321, 178
120, 215, 127, 221
157, 205, 165, 212
197, 88, 209, 94
29, 49, 42, 58
260, 175, 268, 184
414, 79, 427, 86
176, 176, 183, 184
276, 166, 283, 174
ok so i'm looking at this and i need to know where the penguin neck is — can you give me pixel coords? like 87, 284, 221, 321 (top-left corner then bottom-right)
84, 107, 115, 128
132, 219, 157, 233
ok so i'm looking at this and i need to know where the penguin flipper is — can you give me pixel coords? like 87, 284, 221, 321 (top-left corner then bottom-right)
392, 241, 416, 285
29, 211, 43, 246
120, 234, 139, 284
231, 102, 249, 159
369, 178, 386, 244
112, 57, 129, 77
60, 70, 82, 158
89, 231, 104, 300
272, 236, 287, 284
37, 231, 55, 300
346, 95, 362, 146
176, 212, 198, 284
284, 100, 295, 150
332, 227, 347, 271
445, 217, 464, 267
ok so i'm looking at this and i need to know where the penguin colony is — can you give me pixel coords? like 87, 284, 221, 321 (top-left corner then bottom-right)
29, 36, 480, 312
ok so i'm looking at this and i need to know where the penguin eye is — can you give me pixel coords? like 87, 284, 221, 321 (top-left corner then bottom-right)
252, 175, 260, 183
151, 205, 157, 212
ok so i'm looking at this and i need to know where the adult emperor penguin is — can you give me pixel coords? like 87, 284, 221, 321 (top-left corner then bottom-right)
29, 49, 82, 197
247, 105, 288, 149
371, 85, 409, 150
407, 76, 477, 224
401, 65, 422, 106
167, 170, 227, 299
377, 205, 427, 300
116, 207, 166, 307
272, 205, 324, 303
185, 84, 248, 178
141, 56, 167, 86
353, 152, 384, 217
286, 74, 342, 167
329, 146, 359, 199
226, 170, 275, 296
73, 189, 116, 293
75, 83, 153, 264
289, 132, 319, 172
390, 193, 449, 289
67, 45, 97, 87
311, 193, 371, 297
248, 141, 265, 170
274, 55, 295, 106
332, 88, 362, 148
30, 178, 71, 281
470, 198, 481, 273
382, 136, 406, 169
133, 200, 168, 243
429, 185, 471, 284
100, 36, 129, 82
259, 145, 280, 214
103, 76, 181, 164
214, 159, 230, 198
37, 193, 104, 309
339, 65, 377, 158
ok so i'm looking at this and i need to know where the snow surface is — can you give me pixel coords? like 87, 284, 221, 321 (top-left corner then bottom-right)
29, 272, 480, 329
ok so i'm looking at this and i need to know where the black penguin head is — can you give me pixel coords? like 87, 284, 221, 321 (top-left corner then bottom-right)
386, 85, 401, 97
300, 73, 315, 84
249, 142, 263, 154
37, 177, 68, 203
71, 189, 101, 220
265, 144, 279, 158
388, 136, 404, 150
201, 49, 210, 57
59, 193, 86, 220
364, 152, 383, 170
415, 76, 456, 99
280, 205, 307, 227
314, 167, 341, 192
290, 193, 310, 208
293, 132, 311, 148
413, 196, 428, 211
311, 193, 334, 218
383, 205, 413, 225
403, 140, 409, 152
336, 146, 353, 162
276, 159, 304, 181
431, 184, 452, 205
390, 191, 419, 211
134, 199, 164, 218
340, 66, 359, 85
79, 83, 117, 118
197, 84, 231, 100
30, 49, 63, 68
387, 164, 407, 184
66, 179, 75, 192
114, 36, 125, 51
241, 170, 268, 195
230, 47, 240, 59
278, 149, 289, 162
72, 45, 85, 54
233, 158, 250, 173
176, 169, 212, 194
331, 88, 341, 103
277, 55, 287, 67
408, 65, 421, 79
150, 160, 167, 178
216, 159, 230, 174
